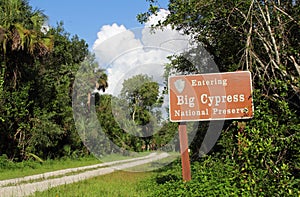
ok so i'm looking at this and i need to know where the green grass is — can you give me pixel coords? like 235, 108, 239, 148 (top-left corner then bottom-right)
31, 171, 154, 197
0, 152, 157, 181
0, 156, 101, 180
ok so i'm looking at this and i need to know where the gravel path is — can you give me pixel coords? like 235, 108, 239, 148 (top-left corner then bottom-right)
0, 152, 169, 197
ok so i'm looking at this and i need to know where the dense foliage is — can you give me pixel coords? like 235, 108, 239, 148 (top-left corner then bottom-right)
138, 0, 300, 195
0, 0, 89, 160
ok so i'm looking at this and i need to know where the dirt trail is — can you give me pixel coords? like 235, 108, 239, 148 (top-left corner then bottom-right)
0, 152, 169, 197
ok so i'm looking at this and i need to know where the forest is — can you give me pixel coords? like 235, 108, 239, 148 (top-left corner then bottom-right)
0, 0, 300, 195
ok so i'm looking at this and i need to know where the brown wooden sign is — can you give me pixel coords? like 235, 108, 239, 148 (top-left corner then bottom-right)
169, 71, 253, 122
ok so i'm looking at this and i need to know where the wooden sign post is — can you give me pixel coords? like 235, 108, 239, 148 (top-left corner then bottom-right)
169, 71, 253, 181
178, 122, 191, 181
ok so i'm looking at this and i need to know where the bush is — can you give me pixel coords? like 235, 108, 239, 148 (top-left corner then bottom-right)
218, 87, 300, 196
0, 154, 42, 171
140, 157, 240, 196
0, 154, 14, 169
141, 155, 299, 196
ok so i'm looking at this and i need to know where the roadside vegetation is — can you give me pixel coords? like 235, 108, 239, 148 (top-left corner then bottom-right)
136, 0, 300, 195
31, 171, 154, 197
0, 155, 100, 180
0, 151, 155, 181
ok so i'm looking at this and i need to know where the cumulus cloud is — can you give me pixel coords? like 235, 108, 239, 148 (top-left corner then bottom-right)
93, 24, 141, 65
92, 9, 190, 96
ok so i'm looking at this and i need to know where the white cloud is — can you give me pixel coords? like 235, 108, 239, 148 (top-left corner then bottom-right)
92, 9, 191, 96
93, 23, 141, 65
145, 8, 170, 26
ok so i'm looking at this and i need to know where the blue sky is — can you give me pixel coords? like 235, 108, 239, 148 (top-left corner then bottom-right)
28, 0, 190, 97
29, 0, 169, 48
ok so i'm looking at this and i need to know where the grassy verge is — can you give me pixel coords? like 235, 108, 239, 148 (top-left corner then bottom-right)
31, 171, 154, 197
0, 156, 101, 180
0, 152, 155, 181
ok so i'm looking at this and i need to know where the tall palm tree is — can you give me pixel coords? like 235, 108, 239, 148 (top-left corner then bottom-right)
0, 0, 53, 91
75, 54, 109, 113
96, 70, 108, 92
87, 69, 108, 112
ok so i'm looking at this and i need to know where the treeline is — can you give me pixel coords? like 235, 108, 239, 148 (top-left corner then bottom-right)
0, 0, 174, 161
138, 0, 300, 195
0, 0, 90, 160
